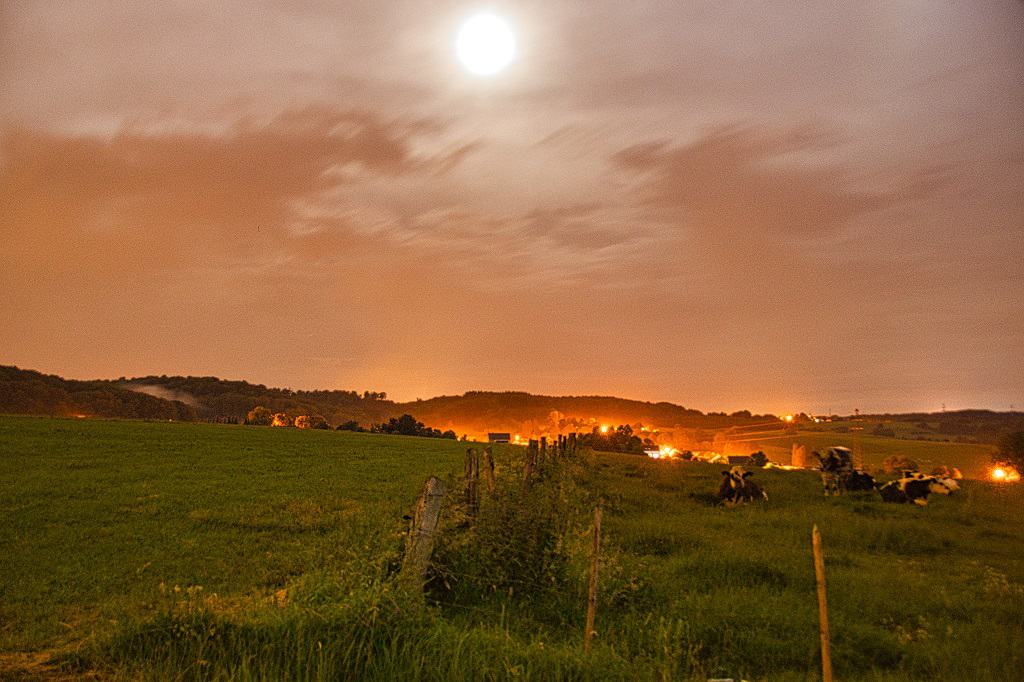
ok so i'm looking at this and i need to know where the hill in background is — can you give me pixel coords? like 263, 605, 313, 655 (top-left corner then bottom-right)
1, 365, 1021, 444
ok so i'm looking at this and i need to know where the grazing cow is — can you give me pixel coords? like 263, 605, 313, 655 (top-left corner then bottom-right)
718, 466, 768, 506
878, 474, 946, 506
815, 447, 855, 496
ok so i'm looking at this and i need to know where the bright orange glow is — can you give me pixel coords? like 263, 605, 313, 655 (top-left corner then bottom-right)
600, 424, 610, 434
783, 414, 794, 423
991, 466, 1021, 483
646, 445, 678, 460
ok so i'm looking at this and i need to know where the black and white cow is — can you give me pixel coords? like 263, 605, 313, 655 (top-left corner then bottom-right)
718, 466, 768, 506
815, 447, 855, 495
877, 473, 957, 506
905, 471, 960, 496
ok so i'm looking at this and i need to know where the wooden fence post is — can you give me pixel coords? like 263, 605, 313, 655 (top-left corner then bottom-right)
465, 448, 479, 517
400, 476, 446, 592
812, 525, 833, 682
483, 446, 495, 494
539, 436, 547, 471
568, 432, 577, 455
584, 498, 604, 653
524, 440, 538, 486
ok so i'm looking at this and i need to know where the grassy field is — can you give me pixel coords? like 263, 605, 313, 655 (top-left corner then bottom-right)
736, 430, 995, 478
2, 415, 1023, 680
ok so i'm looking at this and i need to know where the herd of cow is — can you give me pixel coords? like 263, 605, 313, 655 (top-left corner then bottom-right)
718, 446, 962, 507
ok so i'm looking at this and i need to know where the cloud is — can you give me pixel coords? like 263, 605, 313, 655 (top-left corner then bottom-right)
612, 125, 945, 246
0, 108, 480, 275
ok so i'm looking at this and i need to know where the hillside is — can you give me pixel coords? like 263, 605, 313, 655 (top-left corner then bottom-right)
396, 391, 778, 438
2, 366, 1021, 446
0, 366, 771, 434
0, 366, 197, 421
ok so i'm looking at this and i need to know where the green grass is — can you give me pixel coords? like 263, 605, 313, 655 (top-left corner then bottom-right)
2, 415, 1023, 680
745, 430, 995, 478
0, 415, 477, 653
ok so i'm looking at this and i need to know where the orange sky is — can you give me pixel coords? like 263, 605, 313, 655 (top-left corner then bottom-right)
1, 1, 1022, 414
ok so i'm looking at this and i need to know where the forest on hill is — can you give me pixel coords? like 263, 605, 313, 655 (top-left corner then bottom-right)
1, 365, 1021, 443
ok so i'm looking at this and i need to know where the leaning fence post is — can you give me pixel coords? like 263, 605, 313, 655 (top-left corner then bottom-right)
400, 476, 446, 593
812, 525, 833, 682
483, 446, 495, 494
584, 497, 604, 653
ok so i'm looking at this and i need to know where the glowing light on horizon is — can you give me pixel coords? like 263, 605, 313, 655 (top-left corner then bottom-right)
784, 414, 794, 423
600, 424, 610, 434
991, 466, 1021, 483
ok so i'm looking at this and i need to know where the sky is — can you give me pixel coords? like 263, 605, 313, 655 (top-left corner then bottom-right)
1, 1, 1022, 414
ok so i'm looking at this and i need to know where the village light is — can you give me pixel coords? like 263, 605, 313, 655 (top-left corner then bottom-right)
784, 414, 794, 423
991, 465, 1021, 483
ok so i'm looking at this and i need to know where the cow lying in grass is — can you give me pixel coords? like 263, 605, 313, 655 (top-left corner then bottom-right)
718, 466, 768, 506
877, 472, 959, 506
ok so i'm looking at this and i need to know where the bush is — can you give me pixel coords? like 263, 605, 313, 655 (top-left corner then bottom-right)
294, 415, 328, 430
373, 414, 454, 439
996, 431, 1024, 472
429, 451, 587, 625
882, 455, 918, 474
245, 405, 273, 426
872, 423, 896, 438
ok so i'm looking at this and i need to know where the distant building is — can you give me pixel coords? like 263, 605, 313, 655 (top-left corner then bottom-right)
488, 432, 511, 443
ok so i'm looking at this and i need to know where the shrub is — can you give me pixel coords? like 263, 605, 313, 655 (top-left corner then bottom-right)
245, 405, 273, 426
882, 455, 918, 474
996, 431, 1024, 472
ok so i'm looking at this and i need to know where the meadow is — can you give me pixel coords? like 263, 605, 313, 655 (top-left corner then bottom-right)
1, 415, 1022, 680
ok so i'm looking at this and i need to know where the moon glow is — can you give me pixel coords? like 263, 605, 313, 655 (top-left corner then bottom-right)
456, 13, 515, 75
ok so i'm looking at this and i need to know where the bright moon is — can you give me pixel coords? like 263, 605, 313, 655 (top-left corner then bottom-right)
456, 13, 515, 75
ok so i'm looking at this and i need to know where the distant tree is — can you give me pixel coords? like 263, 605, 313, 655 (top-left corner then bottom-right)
246, 406, 273, 426
374, 414, 450, 438
996, 431, 1024, 472
294, 415, 328, 430
336, 420, 366, 432
271, 413, 293, 427
748, 451, 768, 467
579, 424, 647, 454
441, 429, 457, 440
